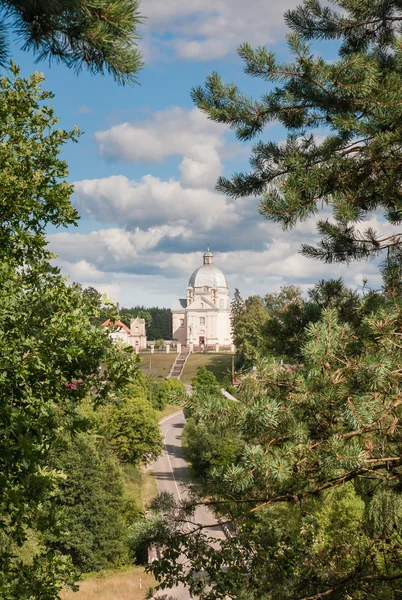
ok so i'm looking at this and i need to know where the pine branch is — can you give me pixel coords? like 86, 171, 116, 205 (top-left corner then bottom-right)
1, 0, 144, 84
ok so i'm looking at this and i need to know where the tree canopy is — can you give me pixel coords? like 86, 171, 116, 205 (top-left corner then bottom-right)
0, 65, 140, 598
0, 0, 143, 84
192, 0, 402, 264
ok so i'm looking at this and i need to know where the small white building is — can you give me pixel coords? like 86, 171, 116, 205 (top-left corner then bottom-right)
172, 249, 232, 348
102, 317, 147, 350
129, 316, 147, 350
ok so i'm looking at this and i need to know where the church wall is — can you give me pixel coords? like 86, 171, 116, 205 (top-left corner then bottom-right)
216, 310, 233, 346
172, 312, 187, 344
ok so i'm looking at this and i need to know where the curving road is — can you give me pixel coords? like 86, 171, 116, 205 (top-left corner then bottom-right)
153, 411, 225, 599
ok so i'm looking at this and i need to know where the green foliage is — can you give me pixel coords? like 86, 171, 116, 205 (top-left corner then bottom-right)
0, 0, 144, 84
103, 396, 162, 465
192, 0, 402, 263
182, 417, 242, 482
122, 371, 185, 410
0, 65, 80, 264
231, 295, 268, 364
126, 518, 156, 564
233, 280, 386, 364
120, 306, 172, 340
263, 284, 314, 361
191, 365, 222, 395
380, 248, 402, 301
149, 305, 402, 598
45, 434, 129, 572
0, 66, 139, 597
155, 378, 186, 409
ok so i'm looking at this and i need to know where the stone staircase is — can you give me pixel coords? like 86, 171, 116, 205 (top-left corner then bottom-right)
169, 347, 191, 379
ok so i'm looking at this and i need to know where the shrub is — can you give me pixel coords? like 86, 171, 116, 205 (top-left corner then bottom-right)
104, 397, 162, 465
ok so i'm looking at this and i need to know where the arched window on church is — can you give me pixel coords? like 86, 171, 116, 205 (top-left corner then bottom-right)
199, 317, 205, 325
203, 286, 208, 292
135, 327, 139, 333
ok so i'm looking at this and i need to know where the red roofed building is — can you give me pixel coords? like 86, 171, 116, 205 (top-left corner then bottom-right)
101, 317, 147, 350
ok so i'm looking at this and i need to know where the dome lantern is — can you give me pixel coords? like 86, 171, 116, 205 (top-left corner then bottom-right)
203, 248, 213, 265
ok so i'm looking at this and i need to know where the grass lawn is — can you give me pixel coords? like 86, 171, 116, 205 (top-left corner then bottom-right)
181, 353, 234, 385
61, 566, 156, 600
138, 352, 176, 378
122, 463, 157, 511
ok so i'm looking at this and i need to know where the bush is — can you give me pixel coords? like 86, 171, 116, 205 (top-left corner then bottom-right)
104, 396, 162, 465
182, 417, 242, 481
191, 366, 221, 395
154, 378, 186, 409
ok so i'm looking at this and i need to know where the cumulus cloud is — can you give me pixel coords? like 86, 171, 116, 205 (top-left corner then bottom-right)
95, 107, 228, 189
140, 0, 301, 61
73, 174, 239, 230
48, 208, 396, 307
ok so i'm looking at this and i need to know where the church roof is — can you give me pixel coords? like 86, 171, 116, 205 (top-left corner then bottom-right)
188, 264, 228, 289
172, 298, 187, 311
131, 317, 146, 324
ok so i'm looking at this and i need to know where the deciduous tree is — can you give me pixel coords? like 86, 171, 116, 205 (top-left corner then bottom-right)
0, 66, 138, 598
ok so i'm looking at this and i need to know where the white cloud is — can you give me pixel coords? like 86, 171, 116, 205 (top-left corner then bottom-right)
73, 174, 238, 230
140, 0, 301, 61
59, 259, 105, 281
95, 107, 228, 189
48, 208, 397, 307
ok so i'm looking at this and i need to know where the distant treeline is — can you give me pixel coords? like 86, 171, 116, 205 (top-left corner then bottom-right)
119, 306, 172, 340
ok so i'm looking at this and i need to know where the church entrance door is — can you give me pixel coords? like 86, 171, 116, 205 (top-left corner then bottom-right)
199, 336, 205, 346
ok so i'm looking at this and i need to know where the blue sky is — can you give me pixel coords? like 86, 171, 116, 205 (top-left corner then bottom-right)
10, 0, 389, 307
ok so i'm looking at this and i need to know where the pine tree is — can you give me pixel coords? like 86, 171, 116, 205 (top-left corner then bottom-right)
0, 0, 143, 84
149, 306, 402, 599
191, 0, 402, 263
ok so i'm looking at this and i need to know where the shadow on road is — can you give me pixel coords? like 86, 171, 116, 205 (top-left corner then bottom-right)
153, 468, 192, 483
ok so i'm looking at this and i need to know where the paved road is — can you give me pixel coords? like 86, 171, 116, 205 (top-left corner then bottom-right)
153, 411, 225, 599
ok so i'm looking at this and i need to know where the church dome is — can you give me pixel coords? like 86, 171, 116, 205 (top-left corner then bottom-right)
188, 265, 228, 288
188, 249, 228, 289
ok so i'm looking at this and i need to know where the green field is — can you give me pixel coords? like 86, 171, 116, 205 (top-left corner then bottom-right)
137, 352, 176, 378
137, 351, 234, 385
181, 353, 234, 385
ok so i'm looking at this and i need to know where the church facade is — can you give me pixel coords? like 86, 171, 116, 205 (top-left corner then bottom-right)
172, 250, 233, 348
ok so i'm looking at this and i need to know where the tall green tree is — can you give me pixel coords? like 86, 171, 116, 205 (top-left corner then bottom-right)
45, 434, 129, 573
0, 0, 143, 84
120, 306, 172, 340
231, 295, 268, 364
263, 284, 315, 361
0, 66, 138, 599
192, 0, 402, 263
147, 2, 402, 598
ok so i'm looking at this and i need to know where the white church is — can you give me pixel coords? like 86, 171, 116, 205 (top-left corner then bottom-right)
172, 249, 233, 348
